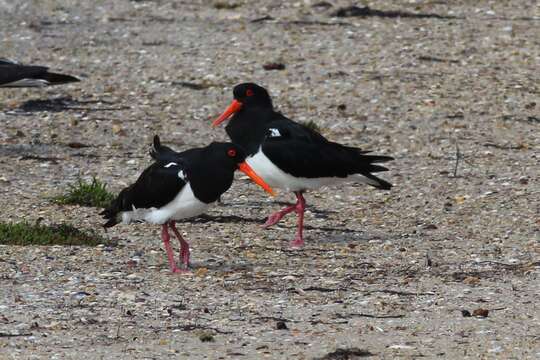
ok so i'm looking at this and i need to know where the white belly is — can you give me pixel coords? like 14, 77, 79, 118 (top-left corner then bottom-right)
0, 78, 48, 87
120, 183, 210, 225
246, 148, 373, 192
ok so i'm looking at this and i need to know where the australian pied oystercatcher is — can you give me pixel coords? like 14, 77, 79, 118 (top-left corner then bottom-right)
212, 83, 393, 247
0, 58, 79, 87
100, 135, 274, 273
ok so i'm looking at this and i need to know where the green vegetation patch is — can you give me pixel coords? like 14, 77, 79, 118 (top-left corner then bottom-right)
54, 177, 115, 208
0, 222, 110, 246
198, 331, 215, 342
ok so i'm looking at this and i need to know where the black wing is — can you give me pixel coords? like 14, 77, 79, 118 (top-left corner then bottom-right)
149, 135, 179, 163
261, 120, 393, 189
100, 155, 189, 227
0, 59, 79, 87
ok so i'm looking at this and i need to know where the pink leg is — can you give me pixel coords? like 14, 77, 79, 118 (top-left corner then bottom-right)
161, 224, 186, 274
169, 222, 190, 268
262, 203, 296, 228
290, 192, 306, 248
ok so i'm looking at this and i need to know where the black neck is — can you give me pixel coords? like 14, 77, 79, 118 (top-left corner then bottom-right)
225, 107, 275, 155
188, 150, 236, 203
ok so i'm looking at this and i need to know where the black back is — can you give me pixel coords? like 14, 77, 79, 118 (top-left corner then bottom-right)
100, 136, 247, 227
0, 58, 79, 87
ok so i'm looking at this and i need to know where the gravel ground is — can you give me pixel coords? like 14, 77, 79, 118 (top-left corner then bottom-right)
1, 1, 539, 359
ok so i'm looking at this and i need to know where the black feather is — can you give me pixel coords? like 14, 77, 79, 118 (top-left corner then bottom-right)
0, 59, 79, 87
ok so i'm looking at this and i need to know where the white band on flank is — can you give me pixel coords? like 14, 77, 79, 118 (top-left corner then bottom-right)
247, 147, 378, 192
119, 183, 208, 225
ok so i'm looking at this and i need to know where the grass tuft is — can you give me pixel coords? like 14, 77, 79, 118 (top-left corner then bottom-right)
299, 120, 322, 134
0, 222, 111, 246
54, 177, 115, 208
198, 331, 215, 342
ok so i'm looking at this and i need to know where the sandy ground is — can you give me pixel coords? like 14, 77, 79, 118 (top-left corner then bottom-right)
0, 0, 539, 359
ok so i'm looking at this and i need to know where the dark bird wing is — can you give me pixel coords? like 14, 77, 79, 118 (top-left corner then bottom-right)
100, 140, 191, 227
261, 119, 394, 189
0, 59, 79, 87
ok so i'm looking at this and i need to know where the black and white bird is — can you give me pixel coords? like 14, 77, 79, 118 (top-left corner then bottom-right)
100, 136, 274, 273
212, 83, 393, 247
0, 58, 79, 87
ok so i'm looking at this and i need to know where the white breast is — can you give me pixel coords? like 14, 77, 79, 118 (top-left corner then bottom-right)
246, 147, 377, 192
120, 183, 210, 225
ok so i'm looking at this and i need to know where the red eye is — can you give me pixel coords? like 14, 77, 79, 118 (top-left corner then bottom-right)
246, 89, 254, 97
227, 149, 236, 157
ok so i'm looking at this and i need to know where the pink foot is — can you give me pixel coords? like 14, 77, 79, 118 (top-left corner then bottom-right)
289, 236, 305, 248
171, 267, 191, 274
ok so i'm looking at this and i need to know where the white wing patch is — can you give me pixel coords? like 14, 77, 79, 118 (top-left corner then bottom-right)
178, 170, 187, 180
268, 128, 281, 137
163, 162, 186, 180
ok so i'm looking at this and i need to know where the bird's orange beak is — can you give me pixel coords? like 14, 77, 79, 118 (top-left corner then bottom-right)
238, 162, 274, 196
212, 99, 243, 127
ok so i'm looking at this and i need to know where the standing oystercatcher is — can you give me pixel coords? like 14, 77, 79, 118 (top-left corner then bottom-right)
212, 83, 393, 247
0, 58, 79, 87
100, 135, 274, 273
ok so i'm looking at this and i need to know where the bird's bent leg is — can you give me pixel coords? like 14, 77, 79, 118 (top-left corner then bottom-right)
169, 222, 190, 268
290, 192, 306, 248
161, 224, 186, 273
262, 203, 296, 228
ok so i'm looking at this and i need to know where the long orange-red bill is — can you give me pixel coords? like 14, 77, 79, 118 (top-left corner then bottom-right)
238, 162, 274, 196
212, 99, 243, 127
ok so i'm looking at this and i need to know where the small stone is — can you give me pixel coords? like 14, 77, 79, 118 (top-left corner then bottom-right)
263, 62, 285, 71
195, 268, 209, 277
112, 124, 122, 134
461, 310, 471, 317
276, 321, 288, 330
463, 276, 480, 285
67, 142, 89, 149
472, 308, 489, 317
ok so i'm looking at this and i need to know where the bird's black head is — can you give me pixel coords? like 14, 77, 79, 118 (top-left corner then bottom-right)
205, 142, 274, 196
232, 83, 273, 108
212, 83, 273, 127
207, 142, 247, 166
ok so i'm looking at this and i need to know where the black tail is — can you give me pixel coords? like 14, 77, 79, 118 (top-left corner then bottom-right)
354, 149, 394, 190
362, 172, 393, 190
99, 205, 120, 228
40, 71, 80, 85
99, 187, 134, 228
149, 135, 179, 162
